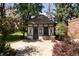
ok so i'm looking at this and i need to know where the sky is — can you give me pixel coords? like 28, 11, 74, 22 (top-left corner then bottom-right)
5, 3, 55, 12
5, 3, 56, 16
42, 3, 55, 12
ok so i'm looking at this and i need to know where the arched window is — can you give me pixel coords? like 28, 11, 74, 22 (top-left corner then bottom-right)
28, 27, 33, 35
39, 27, 43, 36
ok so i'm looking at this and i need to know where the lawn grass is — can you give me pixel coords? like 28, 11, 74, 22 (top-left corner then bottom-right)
10, 32, 27, 36
0, 34, 2, 36
0, 32, 27, 43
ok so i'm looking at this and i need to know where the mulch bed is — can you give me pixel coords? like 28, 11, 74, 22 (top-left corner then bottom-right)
53, 40, 79, 56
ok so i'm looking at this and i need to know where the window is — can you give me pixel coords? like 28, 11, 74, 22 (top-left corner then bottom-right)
28, 27, 33, 35
39, 27, 43, 35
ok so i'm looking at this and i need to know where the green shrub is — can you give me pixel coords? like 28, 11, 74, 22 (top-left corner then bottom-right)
0, 43, 16, 56
56, 22, 67, 36
56, 22, 68, 40
0, 17, 17, 56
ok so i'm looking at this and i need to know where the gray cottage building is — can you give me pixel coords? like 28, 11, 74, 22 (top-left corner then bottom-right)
27, 15, 54, 40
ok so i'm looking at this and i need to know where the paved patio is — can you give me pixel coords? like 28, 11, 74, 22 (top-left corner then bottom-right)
10, 40, 55, 56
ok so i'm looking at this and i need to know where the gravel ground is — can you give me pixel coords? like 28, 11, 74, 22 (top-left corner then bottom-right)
10, 40, 55, 56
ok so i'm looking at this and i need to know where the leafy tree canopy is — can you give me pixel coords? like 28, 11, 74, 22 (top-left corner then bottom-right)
53, 3, 79, 22
14, 3, 44, 20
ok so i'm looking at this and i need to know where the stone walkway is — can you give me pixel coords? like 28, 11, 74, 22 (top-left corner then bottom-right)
10, 40, 55, 56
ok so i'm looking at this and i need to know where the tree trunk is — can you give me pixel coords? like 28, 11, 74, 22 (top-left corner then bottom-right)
0, 3, 6, 52
22, 31, 25, 38
1, 3, 5, 18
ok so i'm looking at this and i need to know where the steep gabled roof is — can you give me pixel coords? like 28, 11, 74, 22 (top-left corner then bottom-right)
27, 15, 54, 24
